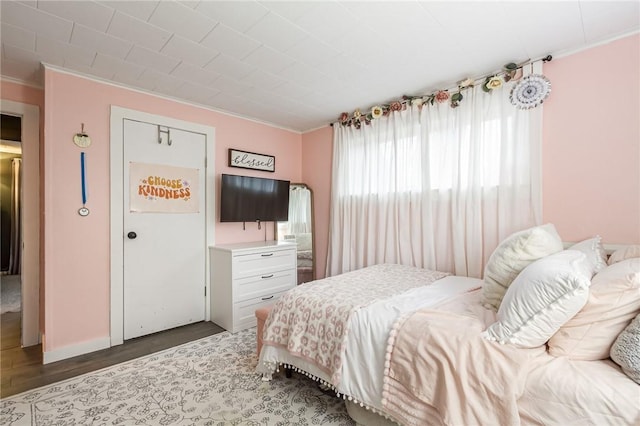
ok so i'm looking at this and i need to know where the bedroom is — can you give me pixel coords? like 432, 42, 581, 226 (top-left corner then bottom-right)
1, 1, 639, 424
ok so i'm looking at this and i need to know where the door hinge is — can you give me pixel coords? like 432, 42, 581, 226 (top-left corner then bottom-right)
204, 287, 207, 297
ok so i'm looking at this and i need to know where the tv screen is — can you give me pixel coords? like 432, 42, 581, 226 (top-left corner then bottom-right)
220, 174, 290, 223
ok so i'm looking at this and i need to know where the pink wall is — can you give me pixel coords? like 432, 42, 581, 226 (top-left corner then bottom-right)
542, 34, 640, 244
301, 126, 333, 279
302, 33, 640, 278
42, 69, 301, 352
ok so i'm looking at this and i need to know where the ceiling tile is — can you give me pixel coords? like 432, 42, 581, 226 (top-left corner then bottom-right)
126, 45, 180, 74
259, 1, 321, 22
501, 2, 584, 58
37, 0, 114, 33
285, 36, 340, 67
3, 43, 44, 68
207, 92, 249, 112
278, 61, 328, 88
160, 35, 219, 68
1, 22, 36, 51
245, 12, 308, 52
1, 0, 73, 43
212, 75, 253, 96
580, 1, 640, 42
242, 45, 295, 74
240, 69, 286, 90
178, 1, 201, 10
93, 53, 143, 81
36, 36, 95, 68
170, 62, 219, 86
268, 81, 313, 99
148, 1, 217, 43
98, 1, 159, 22
71, 23, 132, 60
200, 24, 261, 60
295, 2, 359, 44
174, 81, 220, 104
138, 68, 184, 93
107, 11, 171, 52
195, 1, 268, 33
204, 53, 256, 79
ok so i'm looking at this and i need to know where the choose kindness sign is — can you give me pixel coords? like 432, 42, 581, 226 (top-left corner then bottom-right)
130, 162, 200, 213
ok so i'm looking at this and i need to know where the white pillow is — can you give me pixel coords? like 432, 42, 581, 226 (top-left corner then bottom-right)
483, 250, 591, 348
548, 258, 640, 360
569, 236, 607, 276
610, 313, 640, 384
483, 223, 564, 311
608, 245, 640, 265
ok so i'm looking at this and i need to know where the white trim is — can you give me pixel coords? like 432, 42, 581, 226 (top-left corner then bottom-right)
43, 64, 302, 134
0, 99, 40, 348
43, 337, 111, 364
110, 106, 216, 346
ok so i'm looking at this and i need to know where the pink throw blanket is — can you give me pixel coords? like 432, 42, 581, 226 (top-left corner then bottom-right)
262, 263, 448, 384
382, 291, 546, 426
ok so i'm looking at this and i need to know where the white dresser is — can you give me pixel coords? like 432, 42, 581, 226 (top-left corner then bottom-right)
210, 240, 296, 333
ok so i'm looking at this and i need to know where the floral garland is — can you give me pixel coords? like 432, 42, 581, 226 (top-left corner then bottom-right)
337, 60, 545, 128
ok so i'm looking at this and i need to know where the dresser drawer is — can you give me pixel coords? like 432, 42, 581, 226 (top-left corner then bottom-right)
232, 249, 295, 279
232, 289, 288, 332
235, 268, 296, 301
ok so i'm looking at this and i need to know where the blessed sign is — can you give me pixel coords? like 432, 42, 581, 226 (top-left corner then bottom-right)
228, 149, 275, 172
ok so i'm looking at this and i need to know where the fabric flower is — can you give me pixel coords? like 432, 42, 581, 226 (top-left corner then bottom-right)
450, 92, 463, 108
411, 98, 424, 107
371, 106, 383, 119
435, 90, 449, 103
457, 78, 474, 89
389, 101, 403, 111
353, 109, 362, 119
339, 112, 349, 123
485, 76, 503, 90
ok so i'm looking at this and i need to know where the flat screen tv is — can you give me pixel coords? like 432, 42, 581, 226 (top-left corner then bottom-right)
220, 174, 290, 223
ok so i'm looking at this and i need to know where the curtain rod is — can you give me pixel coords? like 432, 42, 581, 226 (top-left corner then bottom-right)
329, 54, 553, 127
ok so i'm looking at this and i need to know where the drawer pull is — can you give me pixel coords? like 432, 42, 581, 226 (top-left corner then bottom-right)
261, 253, 274, 257
261, 274, 274, 279
262, 295, 274, 301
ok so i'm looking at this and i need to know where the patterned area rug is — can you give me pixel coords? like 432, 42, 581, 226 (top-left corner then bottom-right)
0, 329, 355, 425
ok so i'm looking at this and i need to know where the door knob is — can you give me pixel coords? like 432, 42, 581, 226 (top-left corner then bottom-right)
127, 231, 137, 239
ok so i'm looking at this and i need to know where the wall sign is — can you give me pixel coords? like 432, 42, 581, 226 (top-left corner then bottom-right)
130, 162, 199, 213
228, 148, 275, 172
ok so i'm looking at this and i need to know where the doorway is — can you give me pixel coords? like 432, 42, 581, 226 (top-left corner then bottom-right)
1, 114, 22, 317
109, 107, 216, 346
0, 101, 40, 348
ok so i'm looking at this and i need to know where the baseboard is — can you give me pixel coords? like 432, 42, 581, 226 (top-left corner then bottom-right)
43, 336, 111, 364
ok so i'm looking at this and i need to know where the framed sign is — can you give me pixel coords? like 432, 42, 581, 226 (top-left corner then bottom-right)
228, 148, 275, 172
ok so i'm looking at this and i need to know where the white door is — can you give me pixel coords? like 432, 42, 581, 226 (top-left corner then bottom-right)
123, 119, 205, 339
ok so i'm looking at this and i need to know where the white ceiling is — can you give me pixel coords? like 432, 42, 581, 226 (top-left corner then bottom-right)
1, 1, 639, 132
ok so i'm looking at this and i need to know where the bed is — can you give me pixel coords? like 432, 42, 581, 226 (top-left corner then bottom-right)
257, 225, 640, 425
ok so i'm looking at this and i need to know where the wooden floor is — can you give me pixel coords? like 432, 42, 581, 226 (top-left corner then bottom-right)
1, 311, 225, 398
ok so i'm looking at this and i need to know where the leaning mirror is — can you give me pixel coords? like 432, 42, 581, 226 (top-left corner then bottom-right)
275, 183, 315, 284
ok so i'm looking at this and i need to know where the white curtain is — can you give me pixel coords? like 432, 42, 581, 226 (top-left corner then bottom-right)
288, 186, 312, 234
326, 64, 542, 278
8, 158, 22, 275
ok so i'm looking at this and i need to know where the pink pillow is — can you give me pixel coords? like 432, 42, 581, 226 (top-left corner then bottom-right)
608, 245, 640, 265
548, 258, 640, 360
